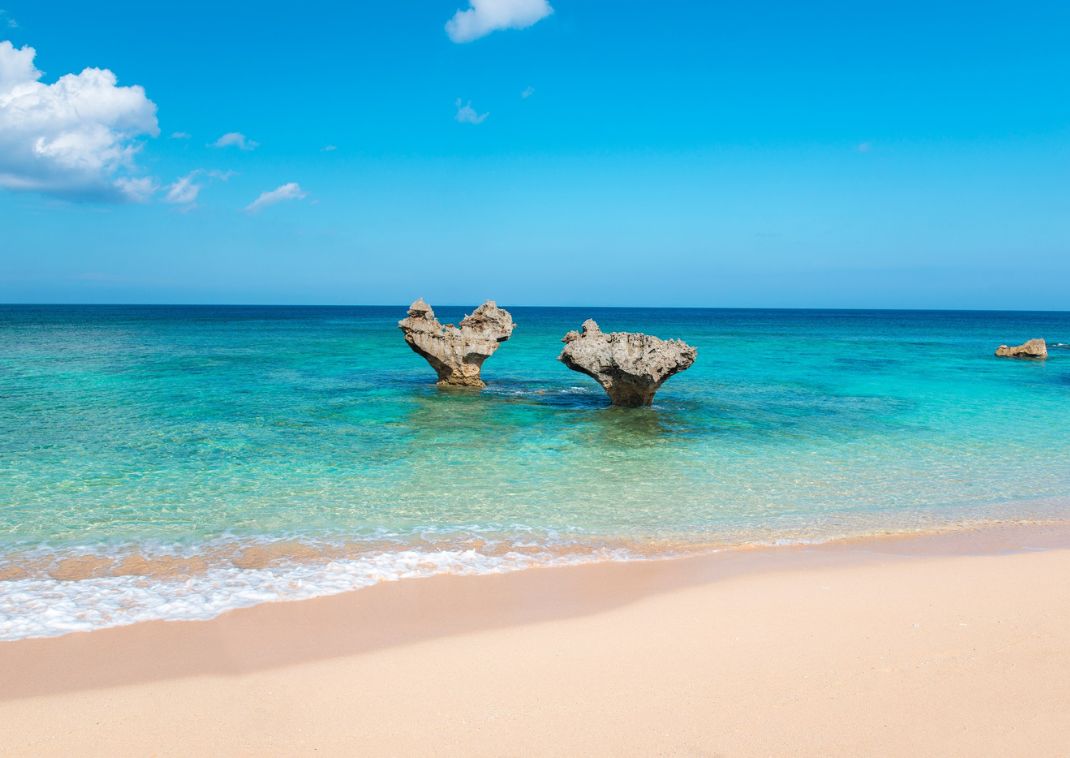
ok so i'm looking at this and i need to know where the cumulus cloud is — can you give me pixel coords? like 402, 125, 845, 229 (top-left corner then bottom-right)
445, 0, 553, 43
244, 182, 306, 213
454, 98, 488, 124
212, 132, 258, 151
0, 41, 159, 201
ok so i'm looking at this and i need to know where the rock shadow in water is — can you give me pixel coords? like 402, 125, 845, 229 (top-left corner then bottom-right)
563, 405, 702, 449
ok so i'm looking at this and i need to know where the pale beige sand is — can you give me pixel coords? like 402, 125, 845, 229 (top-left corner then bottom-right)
2, 525, 1069, 757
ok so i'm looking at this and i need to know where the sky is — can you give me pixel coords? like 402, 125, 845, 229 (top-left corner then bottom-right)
0, 0, 1068, 309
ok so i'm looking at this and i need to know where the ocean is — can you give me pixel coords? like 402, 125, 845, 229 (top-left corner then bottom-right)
1, 304, 1068, 639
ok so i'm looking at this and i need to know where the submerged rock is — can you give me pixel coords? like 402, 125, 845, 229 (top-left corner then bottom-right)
995, 338, 1047, 359
398, 299, 515, 387
558, 319, 697, 406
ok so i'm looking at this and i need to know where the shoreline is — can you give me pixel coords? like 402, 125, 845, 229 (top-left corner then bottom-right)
4, 509, 1070, 642
2, 520, 1069, 754
4, 519, 1070, 648
3, 519, 1069, 684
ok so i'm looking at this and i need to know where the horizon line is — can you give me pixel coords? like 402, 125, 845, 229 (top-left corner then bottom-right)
2, 302, 1069, 314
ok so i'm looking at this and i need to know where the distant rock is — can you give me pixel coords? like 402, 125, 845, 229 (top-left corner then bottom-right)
995, 338, 1047, 359
398, 299, 515, 387
558, 319, 697, 406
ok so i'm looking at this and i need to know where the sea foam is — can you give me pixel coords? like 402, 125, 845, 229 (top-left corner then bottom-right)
0, 546, 636, 641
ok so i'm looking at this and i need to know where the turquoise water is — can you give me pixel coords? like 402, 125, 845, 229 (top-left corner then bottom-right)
2, 305, 1069, 638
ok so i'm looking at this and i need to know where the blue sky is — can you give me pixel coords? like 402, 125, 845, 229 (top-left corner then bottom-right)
1, 0, 1068, 308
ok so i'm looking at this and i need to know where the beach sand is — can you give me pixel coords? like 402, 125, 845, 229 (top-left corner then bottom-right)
2, 524, 1069, 757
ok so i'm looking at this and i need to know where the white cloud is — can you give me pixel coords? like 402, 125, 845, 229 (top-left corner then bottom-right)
321, 144, 337, 152
165, 171, 202, 205
0, 41, 159, 202
212, 132, 258, 151
521, 85, 535, 99
445, 0, 553, 43
115, 176, 157, 203
245, 182, 306, 213
856, 142, 873, 153
0, 10, 16, 29
164, 168, 234, 208
170, 131, 191, 140
455, 98, 488, 125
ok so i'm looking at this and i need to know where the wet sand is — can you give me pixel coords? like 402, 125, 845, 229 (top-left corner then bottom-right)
1, 523, 1069, 756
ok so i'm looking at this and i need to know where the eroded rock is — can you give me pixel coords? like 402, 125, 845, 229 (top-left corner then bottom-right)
398, 299, 515, 387
558, 319, 697, 406
995, 338, 1047, 359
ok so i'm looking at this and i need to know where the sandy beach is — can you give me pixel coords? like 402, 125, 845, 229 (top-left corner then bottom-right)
1, 523, 1068, 756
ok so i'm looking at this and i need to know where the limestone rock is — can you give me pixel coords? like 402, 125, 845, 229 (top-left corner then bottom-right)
558, 319, 697, 406
995, 338, 1047, 359
399, 299, 515, 387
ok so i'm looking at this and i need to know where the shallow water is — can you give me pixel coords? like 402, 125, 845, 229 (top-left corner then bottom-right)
2, 305, 1069, 638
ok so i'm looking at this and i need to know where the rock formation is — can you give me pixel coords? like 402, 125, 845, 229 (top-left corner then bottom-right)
398, 299, 515, 387
558, 319, 697, 406
995, 338, 1047, 359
